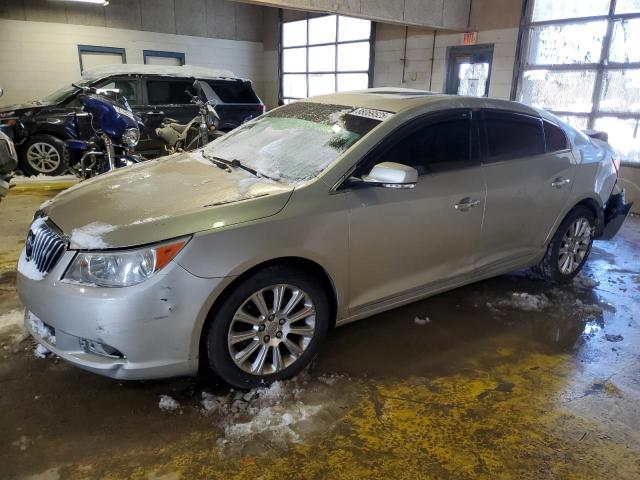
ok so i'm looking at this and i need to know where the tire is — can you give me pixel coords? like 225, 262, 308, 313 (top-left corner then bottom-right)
536, 206, 596, 283
21, 134, 68, 176
206, 266, 330, 388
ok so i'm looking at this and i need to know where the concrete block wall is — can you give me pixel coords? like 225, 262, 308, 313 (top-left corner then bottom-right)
0, 0, 265, 41
0, 18, 269, 106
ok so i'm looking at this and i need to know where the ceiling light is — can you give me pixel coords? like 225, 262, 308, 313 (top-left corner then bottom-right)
56, 0, 110, 5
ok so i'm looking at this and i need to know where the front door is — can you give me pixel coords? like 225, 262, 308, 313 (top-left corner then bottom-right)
136, 78, 198, 153
345, 111, 486, 313
478, 110, 576, 270
446, 44, 494, 97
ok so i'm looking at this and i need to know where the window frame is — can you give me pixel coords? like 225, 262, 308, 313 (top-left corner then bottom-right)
77, 45, 126, 73
480, 109, 546, 164
342, 109, 480, 188
514, 0, 640, 164
143, 50, 185, 66
279, 11, 376, 104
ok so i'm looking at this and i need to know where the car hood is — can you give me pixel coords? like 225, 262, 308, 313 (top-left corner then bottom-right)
41, 152, 294, 249
0, 102, 43, 115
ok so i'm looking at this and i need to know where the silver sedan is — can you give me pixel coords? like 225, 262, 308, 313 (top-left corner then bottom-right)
17, 89, 632, 387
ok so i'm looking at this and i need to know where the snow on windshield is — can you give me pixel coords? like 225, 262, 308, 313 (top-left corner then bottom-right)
204, 102, 386, 183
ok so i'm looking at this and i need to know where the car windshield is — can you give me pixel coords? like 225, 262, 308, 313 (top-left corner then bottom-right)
203, 102, 389, 183
40, 78, 94, 105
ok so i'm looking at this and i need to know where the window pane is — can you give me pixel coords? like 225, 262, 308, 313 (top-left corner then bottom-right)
615, 0, 640, 13
609, 19, 640, 63
337, 42, 370, 71
283, 74, 307, 98
594, 116, 640, 163
283, 47, 306, 73
308, 74, 335, 96
147, 80, 192, 105
308, 15, 336, 45
458, 62, 490, 96
544, 121, 569, 152
308, 45, 335, 72
379, 117, 472, 174
554, 115, 589, 130
207, 80, 259, 103
599, 69, 640, 113
484, 111, 545, 161
520, 70, 596, 112
337, 73, 369, 92
283, 20, 307, 47
527, 21, 606, 65
531, 0, 610, 21
338, 16, 371, 42
96, 79, 138, 104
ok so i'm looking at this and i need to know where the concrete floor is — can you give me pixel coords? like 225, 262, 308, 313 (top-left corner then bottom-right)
1, 188, 639, 480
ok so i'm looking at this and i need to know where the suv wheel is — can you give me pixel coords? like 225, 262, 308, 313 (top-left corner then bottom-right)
22, 135, 68, 176
536, 206, 595, 283
206, 266, 330, 388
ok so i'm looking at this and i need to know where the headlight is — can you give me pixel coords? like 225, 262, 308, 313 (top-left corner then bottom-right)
63, 238, 188, 287
122, 128, 140, 148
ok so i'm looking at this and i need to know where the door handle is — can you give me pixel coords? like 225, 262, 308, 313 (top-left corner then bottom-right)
551, 177, 571, 188
455, 197, 481, 211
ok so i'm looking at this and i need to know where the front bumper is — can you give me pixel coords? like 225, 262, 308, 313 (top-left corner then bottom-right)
17, 248, 225, 380
597, 189, 633, 241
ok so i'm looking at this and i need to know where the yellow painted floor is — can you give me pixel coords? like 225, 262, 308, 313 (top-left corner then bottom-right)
0, 188, 639, 479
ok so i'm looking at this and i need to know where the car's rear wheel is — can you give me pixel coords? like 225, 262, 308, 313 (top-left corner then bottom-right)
537, 206, 595, 283
21, 135, 68, 176
206, 266, 330, 388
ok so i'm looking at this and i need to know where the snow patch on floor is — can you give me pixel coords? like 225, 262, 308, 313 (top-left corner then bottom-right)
70, 222, 117, 249
200, 373, 354, 455
0, 308, 24, 333
34, 344, 50, 358
10, 174, 77, 185
573, 273, 599, 289
414, 316, 431, 325
159, 395, 181, 412
489, 292, 551, 312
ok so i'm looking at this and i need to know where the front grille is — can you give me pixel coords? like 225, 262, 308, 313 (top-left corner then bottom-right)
25, 220, 66, 275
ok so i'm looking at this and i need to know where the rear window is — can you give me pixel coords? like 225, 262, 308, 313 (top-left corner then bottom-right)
146, 80, 193, 105
483, 110, 545, 162
206, 80, 259, 104
543, 120, 569, 152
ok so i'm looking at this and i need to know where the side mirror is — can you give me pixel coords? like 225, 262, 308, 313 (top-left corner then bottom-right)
361, 162, 418, 189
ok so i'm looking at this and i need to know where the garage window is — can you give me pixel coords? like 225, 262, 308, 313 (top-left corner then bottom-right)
516, 0, 640, 164
280, 14, 373, 104
77, 45, 126, 73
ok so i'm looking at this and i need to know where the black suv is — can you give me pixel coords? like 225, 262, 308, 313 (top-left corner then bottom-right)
0, 65, 265, 175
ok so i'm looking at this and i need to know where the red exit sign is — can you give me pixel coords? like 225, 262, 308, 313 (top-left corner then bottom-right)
462, 32, 478, 45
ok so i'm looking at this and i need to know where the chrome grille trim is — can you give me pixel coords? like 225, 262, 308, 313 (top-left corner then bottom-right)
25, 221, 66, 275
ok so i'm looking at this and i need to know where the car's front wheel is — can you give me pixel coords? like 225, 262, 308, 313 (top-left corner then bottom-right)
206, 266, 330, 388
21, 134, 68, 176
537, 205, 595, 283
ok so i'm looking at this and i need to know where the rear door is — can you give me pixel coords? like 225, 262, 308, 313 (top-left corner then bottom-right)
346, 110, 486, 313
137, 77, 197, 152
478, 110, 576, 270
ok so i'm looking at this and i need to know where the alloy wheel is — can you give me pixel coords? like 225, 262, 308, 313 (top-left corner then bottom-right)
227, 284, 316, 376
558, 217, 592, 275
26, 142, 61, 174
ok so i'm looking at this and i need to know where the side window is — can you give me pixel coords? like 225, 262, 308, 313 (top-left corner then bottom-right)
206, 80, 259, 103
543, 120, 569, 153
146, 80, 193, 105
483, 110, 545, 162
375, 114, 473, 175
95, 79, 139, 105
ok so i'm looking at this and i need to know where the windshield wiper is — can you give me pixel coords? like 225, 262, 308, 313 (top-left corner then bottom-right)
201, 151, 279, 182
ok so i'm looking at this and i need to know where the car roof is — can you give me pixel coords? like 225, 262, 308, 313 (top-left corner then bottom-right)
306, 87, 541, 117
81, 64, 241, 81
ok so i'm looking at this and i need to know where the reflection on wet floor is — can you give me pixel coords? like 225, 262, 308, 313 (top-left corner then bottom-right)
0, 190, 639, 479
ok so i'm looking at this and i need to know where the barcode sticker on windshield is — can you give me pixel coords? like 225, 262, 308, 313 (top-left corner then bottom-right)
349, 108, 393, 121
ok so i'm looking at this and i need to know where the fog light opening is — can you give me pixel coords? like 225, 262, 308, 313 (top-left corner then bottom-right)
79, 338, 124, 359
